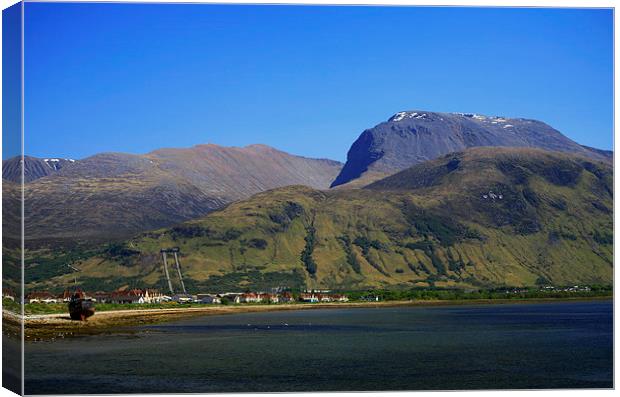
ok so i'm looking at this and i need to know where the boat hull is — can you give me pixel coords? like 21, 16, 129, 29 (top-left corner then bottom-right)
68, 298, 95, 321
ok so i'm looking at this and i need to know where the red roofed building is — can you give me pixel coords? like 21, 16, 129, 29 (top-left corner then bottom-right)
237, 292, 261, 303
25, 291, 58, 304
279, 292, 294, 303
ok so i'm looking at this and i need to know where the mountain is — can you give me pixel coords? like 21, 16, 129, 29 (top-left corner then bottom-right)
2, 155, 76, 183
5, 144, 342, 243
147, 144, 342, 203
31, 147, 612, 292
331, 111, 612, 187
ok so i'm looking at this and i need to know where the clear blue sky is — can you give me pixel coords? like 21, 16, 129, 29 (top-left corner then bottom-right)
22, 3, 613, 162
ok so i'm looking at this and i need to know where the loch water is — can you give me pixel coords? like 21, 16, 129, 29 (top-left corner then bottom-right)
24, 300, 613, 394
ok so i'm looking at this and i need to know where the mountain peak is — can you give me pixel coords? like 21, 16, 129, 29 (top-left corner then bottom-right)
2, 155, 77, 183
389, 110, 517, 123
389, 111, 433, 122
331, 110, 611, 188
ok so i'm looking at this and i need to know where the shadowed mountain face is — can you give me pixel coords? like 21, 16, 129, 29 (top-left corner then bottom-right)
2, 155, 77, 183
4, 144, 341, 243
331, 111, 612, 187
35, 148, 611, 292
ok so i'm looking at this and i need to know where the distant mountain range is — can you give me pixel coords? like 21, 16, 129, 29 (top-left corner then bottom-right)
3, 144, 342, 242
331, 111, 612, 187
5, 109, 613, 292
29, 147, 612, 292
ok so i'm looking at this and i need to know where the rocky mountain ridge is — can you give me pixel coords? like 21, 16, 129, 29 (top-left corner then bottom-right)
3, 144, 342, 243
331, 110, 612, 187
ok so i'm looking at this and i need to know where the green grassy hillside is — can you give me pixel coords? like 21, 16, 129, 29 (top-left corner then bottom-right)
28, 148, 612, 292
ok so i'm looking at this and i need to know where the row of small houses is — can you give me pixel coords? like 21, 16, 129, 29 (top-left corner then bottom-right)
23, 289, 166, 304
20, 289, 349, 305
207, 292, 349, 304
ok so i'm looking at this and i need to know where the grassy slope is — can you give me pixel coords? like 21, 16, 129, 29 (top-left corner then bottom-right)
28, 148, 613, 292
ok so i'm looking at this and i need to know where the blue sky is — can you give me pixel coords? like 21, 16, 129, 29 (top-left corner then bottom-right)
22, 3, 613, 162
3, 2, 21, 159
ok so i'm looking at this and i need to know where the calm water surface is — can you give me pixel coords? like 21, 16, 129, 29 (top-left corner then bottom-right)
25, 300, 613, 394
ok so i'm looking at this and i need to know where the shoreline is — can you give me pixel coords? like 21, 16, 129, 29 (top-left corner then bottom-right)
5, 296, 612, 340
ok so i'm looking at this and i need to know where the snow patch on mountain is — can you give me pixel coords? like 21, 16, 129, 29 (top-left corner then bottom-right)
43, 158, 76, 170
391, 112, 429, 122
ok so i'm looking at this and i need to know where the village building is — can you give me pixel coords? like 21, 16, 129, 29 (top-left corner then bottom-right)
217, 293, 241, 304
108, 289, 145, 304
100, 288, 165, 304
2, 288, 15, 301
143, 289, 165, 303
318, 294, 333, 303
197, 294, 221, 304
279, 292, 295, 303
332, 294, 349, 302
172, 293, 195, 303
237, 292, 261, 303
25, 291, 58, 304
299, 293, 319, 303
92, 291, 112, 303
298, 292, 348, 303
